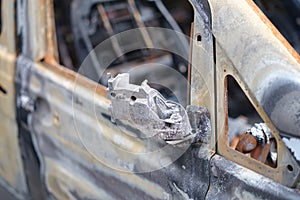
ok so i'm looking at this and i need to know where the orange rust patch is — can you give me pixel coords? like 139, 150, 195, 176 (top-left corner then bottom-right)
43, 61, 107, 97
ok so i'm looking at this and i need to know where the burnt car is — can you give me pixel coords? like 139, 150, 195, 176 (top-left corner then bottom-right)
1, 0, 300, 199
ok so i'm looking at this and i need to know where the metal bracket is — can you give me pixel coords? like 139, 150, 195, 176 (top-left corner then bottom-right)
190, 0, 300, 187
107, 73, 211, 145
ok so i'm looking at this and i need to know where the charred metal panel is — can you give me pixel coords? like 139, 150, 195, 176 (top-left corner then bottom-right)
210, 0, 300, 138
202, 0, 300, 186
142, 145, 213, 200
0, 0, 27, 198
261, 81, 300, 138
17, 0, 58, 62
189, 0, 216, 150
15, 56, 49, 200
16, 57, 212, 199
11, 0, 300, 199
207, 155, 300, 200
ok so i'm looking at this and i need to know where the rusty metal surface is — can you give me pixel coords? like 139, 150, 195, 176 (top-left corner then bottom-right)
0, 0, 298, 199
189, 0, 216, 151
201, 0, 300, 187
0, 0, 27, 197
15, 55, 214, 199
15, 1, 211, 199
207, 155, 300, 200
18, 0, 58, 62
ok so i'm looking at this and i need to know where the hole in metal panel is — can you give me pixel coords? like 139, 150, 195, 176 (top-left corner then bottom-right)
226, 75, 277, 168
0, 84, 7, 94
196, 34, 202, 42
287, 164, 294, 172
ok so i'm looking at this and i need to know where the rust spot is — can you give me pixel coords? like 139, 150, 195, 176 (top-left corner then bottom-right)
224, 76, 229, 140
41, 62, 107, 98
251, 144, 275, 167
236, 132, 257, 153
